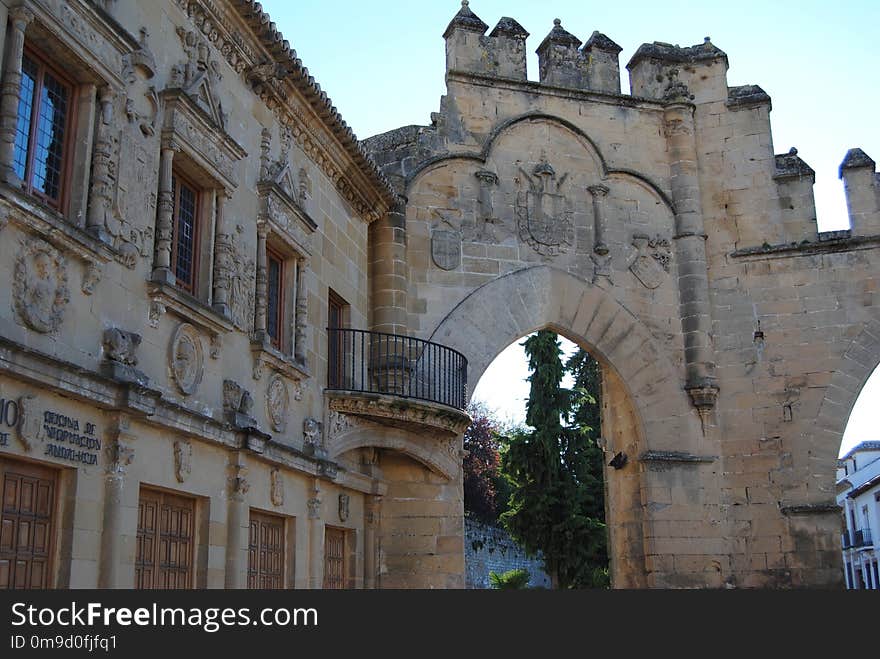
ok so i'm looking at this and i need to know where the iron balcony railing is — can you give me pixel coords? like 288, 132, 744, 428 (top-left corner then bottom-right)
842, 529, 873, 549
326, 328, 468, 411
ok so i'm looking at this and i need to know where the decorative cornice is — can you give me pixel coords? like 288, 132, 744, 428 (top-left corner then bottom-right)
326, 391, 471, 437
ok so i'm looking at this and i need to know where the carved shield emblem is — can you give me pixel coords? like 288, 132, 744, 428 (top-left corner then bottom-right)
516, 159, 574, 256
431, 229, 461, 271
628, 234, 671, 290
13, 239, 70, 334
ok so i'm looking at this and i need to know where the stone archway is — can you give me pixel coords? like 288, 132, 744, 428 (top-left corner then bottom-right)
428, 265, 714, 587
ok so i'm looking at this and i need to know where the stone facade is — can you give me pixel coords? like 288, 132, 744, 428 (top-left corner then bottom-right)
363, 2, 880, 588
0, 0, 467, 590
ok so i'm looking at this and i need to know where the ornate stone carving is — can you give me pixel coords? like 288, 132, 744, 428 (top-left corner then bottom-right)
516, 158, 574, 256
266, 375, 289, 433
326, 392, 472, 437
229, 463, 250, 500
172, 27, 228, 130
307, 496, 321, 519
148, 299, 165, 328
270, 467, 284, 506
122, 28, 159, 137
473, 169, 499, 242
338, 493, 350, 522
298, 167, 312, 205
327, 410, 358, 444
174, 440, 192, 483
105, 437, 135, 477
303, 417, 323, 455
169, 323, 204, 395
628, 234, 672, 289
82, 262, 103, 295
16, 394, 41, 453
292, 380, 304, 401
223, 379, 254, 416
209, 334, 221, 360
103, 328, 141, 366
224, 228, 256, 332
13, 238, 70, 334
431, 228, 462, 271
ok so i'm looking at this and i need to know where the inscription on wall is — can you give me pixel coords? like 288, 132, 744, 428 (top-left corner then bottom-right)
0, 394, 101, 466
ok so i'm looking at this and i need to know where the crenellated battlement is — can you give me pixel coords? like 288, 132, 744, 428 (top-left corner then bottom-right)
840, 148, 880, 236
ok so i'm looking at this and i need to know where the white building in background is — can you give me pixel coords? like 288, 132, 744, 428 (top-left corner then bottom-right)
837, 442, 880, 589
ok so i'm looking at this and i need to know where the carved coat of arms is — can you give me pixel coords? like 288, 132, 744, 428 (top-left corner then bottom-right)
628, 234, 672, 290
431, 228, 461, 271
516, 159, 574, 256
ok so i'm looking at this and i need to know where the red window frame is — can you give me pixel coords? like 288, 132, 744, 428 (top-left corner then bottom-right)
15, 45, 77, 211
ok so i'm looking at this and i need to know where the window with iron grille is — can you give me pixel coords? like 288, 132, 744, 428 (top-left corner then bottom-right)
171, 174, 200, 293
267, 247, 285, 350
13, 47, 74, 209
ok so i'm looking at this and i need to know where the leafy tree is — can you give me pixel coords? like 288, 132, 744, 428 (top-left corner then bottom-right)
489, 568, 530, 589
463, 401, 502, 523
499, 331, 609, 588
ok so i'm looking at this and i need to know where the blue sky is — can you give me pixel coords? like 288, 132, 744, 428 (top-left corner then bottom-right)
261, 1, 879, 454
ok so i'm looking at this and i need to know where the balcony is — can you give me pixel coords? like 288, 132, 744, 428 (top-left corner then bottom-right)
842, 529, 873, 549
326, 328, 468, 410
323, 328, 471, 479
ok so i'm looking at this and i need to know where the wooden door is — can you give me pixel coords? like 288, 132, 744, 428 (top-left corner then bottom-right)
248, 511, 285, 589
136, 488, 194, 589
323, 527, 347, 589
0, 459, 56, 589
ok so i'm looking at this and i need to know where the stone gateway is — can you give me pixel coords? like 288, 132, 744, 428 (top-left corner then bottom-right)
0, 0, 875, 590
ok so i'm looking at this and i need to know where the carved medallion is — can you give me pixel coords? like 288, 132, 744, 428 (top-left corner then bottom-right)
267, 375, 289, 433
628, 234, 672, 290
431, 229, 461, 271
338, 493, 350, 522
174, 440, 192, 483
13, 239, 70, 333
169, 323, 204, 395
270, 467, 284, 507
516, 158, 574, 256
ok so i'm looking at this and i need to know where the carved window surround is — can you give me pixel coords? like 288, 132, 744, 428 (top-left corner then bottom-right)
250, 176, 317, 384
146, 279, 232, 343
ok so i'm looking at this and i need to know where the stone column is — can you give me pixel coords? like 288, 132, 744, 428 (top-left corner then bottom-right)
293, 257, 308, 363
363, 495, 381, 589
212, 193, 231, 317
225, 460, 249, 589
0, 6, 33, 185
307, 484, 323, 589
588, 184, 612, 280
152, 146, 176, 284
369, 195, 408, 335
86, 86, 116, 244
99, 418, 135, 588
254, 221, 269, 338
664, 96, 718, 414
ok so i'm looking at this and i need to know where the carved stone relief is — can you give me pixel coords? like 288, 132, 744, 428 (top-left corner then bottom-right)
223, 379, 254, 416
13, 238, 70, 333
270, 467, 284, 507
169, 323, 204, 395
327, 410, 358, 445
266, 374, 289, 433
516, 158, 574, 256
338, 493, 350, 522
103, 328, 141, 366
81, 262, 103, 295
174, 440, 192, 483
303, 417, 323, 454
17, 394, 41, 452
431, 228, 462, 271
628, 234, 672, 289
171, 27, 229, 131
226, 228, 255, 332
